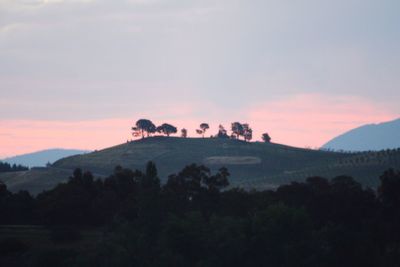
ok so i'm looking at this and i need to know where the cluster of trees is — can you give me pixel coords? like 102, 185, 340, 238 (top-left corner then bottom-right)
132, 119, 272, 143
132, 119, 178, 138
0, 163, 229, 227
0, 162, 28, 173
230, 122, 253, 141
1, 164, 400, 266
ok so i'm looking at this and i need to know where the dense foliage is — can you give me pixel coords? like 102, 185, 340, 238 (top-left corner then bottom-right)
1, 163, 400, 266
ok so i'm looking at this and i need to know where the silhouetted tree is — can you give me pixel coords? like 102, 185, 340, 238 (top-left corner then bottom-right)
156, 123, 177, 136
262, 133, 271, 143
243, 124, 253, 142
72, 168, 82, 181
132, 119, 156, 138
245, 129, 252, 142
379, 169, 400, 208
181, 128, 188, 138
199, 123, 210, 138
378, 169, 400, 254
165, 164, 230, 218
204, 167, 230, 192
231, 122, 244, 139
217, 124, 229, 138
132, 126, 140, 138
165, 164, 210, 202
141, 161, 160, 190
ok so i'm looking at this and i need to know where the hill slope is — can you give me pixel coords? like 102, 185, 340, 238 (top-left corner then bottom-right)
322, 118, 400, 151
2, 137, 400, 194
52, 137, 344, 182
2, 148, 90, 168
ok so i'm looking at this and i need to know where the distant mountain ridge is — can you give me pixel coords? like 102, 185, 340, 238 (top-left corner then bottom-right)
2, 148, 90, 168
323, 118, 400, 151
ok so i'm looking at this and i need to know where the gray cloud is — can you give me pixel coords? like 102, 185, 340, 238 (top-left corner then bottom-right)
0, 0, 399, 120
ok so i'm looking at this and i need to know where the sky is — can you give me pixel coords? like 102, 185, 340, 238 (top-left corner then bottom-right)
0, 0, 399, 158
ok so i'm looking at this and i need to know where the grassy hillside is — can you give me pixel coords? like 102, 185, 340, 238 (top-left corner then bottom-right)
52, 136, 344, 181
1, 137, 399, 194
50, 137, 400, 188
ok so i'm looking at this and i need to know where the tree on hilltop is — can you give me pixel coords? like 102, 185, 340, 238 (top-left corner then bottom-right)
217, 124, 229, 138
199, 123, 210, 138
231, 122, 244, 140
156, 123, 177, 137
243, 124, 253, 142
262, 133, 271, 143
196, 123, 210, 138
132, 119, 156, 138
181, 128, 188, 138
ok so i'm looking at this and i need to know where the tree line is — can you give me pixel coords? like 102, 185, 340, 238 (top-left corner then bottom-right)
1, 163, 400, 266
0, 162, 28, 173
131, 119, 272, 142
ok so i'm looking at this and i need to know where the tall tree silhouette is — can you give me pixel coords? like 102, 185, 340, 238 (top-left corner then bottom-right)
243, 124, 253, 142
217, 124, 229, 138
132, 119, 156, 138
231, 122, 244, 139
262, 133, 271, 143
199, 123, 210, 138
181, 128, 188, 138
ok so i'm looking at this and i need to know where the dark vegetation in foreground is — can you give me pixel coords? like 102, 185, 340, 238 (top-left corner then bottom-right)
0, 161, 28, 173
1, 163, 400, 267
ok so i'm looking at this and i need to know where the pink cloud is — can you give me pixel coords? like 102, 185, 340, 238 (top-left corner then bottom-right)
246, 93, 397, 148
0, 93, 397, 158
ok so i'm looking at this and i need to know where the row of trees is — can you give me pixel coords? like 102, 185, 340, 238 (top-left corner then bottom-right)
1, 164, 400, 266
0, 162, 230, 227
0, 162, 28, 173
132, 119, 271, 142
132, 119, 178, 138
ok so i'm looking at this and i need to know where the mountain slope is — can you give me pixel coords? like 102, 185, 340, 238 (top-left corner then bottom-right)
323, 118, 400, 151
2, 148, 89, 168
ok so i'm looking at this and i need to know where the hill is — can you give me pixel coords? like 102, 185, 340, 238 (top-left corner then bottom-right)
2, 148, 90, 168
322, 118, 400, 151
1, 137, 400, 195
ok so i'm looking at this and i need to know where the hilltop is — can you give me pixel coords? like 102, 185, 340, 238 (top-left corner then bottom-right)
1, 137, 400, 194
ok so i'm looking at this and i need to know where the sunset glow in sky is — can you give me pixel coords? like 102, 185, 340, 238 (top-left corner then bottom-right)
1, 0, 399, 158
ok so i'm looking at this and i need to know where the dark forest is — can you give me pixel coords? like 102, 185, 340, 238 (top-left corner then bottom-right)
1, 162, 400, 266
